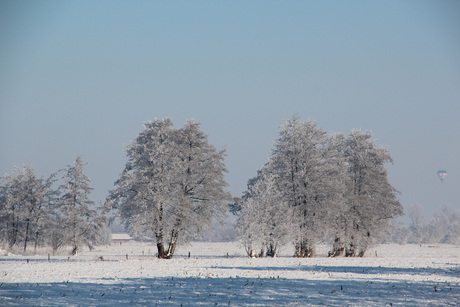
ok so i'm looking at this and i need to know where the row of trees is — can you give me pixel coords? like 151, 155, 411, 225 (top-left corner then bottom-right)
233, 117, 403, 257
0, 157, 106, 255
2, 116, 405, 259
388, 204, 460, 245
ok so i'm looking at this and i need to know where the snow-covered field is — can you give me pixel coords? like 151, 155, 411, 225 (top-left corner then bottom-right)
1, 242, 459, 306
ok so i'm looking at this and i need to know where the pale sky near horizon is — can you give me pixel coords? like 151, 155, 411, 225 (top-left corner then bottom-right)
1, 0, 459, 222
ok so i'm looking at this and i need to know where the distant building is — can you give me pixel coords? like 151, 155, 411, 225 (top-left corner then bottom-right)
111, 233, 133, 244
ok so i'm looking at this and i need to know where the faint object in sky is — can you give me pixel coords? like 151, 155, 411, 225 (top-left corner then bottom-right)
437, 170, 447, 183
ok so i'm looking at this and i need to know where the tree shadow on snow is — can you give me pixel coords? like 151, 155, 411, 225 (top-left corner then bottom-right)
1, 275, 459, 306
215, 264, 460, 279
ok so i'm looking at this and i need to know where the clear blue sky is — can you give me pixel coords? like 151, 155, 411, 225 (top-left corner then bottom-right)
1, 0, 459, 221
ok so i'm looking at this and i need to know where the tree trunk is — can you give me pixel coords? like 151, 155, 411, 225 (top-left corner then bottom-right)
244, 241, 254, 258
157, 242, 165, 258
295, 240, 315, 257
24, 219, 30, 252
9, 217, 19, 249
329, 237, 344, 257
72, 223, 78, 255
34, 230, 40, 254
258, 249, 265, 258
266, 243, 277, 258
294, 243, 301, 257
345, 242, 355, 257
72, 226, 78, 255
156, 228, 165, 258
72, 194, 78, 256
165, 229, 179, 259
156, 204, 167, 258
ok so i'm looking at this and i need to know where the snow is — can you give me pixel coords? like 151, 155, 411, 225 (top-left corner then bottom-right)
1, 242, 459, 306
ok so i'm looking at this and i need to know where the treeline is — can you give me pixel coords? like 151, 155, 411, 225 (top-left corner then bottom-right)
232, 116, 403, 257
0, 157, 107, 255
388, 204, 460, 245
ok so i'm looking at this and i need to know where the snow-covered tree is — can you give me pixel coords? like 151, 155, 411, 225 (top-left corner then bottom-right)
49, 213, 66, 254
0, 166, 58, 252
442, 207, 460, 245
404, 204, 460, 245
407, 203, 426, 244
425, 205, 460, 245
237, 167, 291, 257
339, 130, 403, 256
169, 120, 231, 253
270, 117, 344, 257
0, 169, 23, 249
59, 156, 105, 255
386, 220, 410, 245
326, 133, 352, 257
440, 205, 460, 245
235, 118, 402, 257
24, 169, 59, 253
107, 118, 176, 256
0, 181, 6, 244
106, 119, 231, 259
2, 171, 20, 250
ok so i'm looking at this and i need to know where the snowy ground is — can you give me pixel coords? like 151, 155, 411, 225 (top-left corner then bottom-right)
1, 242, 459, 306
